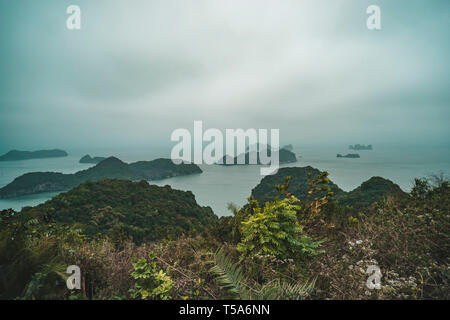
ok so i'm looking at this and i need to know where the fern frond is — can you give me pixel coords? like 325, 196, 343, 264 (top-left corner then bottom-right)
254, 278, 316, 300
209, 248, 247, 299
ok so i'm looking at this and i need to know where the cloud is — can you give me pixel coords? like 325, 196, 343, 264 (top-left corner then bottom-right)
0, 0, 448, 150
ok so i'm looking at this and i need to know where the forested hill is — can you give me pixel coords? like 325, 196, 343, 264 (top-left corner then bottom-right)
21, 179, 218, 243
251, 166, 407, 209
0, 157, 202, 198
251, 166, 346, 205
338, 176, 407, 209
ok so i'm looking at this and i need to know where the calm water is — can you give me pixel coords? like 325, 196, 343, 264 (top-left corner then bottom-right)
0, 146, 449, 216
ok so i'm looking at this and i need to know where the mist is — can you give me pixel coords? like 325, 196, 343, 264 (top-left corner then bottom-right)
0, 0, 449, 153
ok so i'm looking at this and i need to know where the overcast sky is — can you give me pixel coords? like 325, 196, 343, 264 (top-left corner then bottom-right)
0, 0, 449, 152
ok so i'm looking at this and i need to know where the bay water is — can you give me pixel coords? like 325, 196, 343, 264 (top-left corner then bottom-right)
0, 145, 448, 216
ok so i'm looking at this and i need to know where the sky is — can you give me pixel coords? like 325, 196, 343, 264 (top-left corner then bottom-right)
0, 0, 449, 152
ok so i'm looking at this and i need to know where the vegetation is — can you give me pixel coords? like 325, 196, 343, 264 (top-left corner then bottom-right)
251, 166, 408, 210
251, 166, 345, 205
0, 169, 448, 300
237, 194, 323, 260
22, 179, 218, 244
129, 253, 174, 300
0, 157, 202, 198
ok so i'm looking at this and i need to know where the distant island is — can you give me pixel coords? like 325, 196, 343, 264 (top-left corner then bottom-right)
219, 144, 297, 165
0, 157, 202, 198
349, 144, 372, 150
79, 154, 107, 164
0, 149, 68, 161
282, 144, 294, 151
337, 153, 360, 158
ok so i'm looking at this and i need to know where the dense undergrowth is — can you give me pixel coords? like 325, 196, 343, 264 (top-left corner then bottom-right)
0, 173, 448, 300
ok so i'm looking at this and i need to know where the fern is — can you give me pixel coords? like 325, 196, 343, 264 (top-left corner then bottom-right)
254, 278, 316, 300
209, 248, 315, 300
209, 248, 248, 299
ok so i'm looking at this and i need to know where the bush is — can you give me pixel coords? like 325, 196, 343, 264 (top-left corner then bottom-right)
129, 253, 174, 300
237, 195, 323, 260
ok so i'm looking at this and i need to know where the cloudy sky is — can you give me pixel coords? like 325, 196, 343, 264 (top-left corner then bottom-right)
0, 0, 449, 152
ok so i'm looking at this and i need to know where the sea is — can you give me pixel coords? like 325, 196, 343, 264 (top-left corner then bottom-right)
0, 145, 449, 217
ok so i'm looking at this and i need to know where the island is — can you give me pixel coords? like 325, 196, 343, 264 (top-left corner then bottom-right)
218, 145, 297, 165
349, 144, 373, 150
337, 153, 360, 158
0, 157, 202, 198
79, 154, 107, 164
0, 149, 68, 161
282, 144, 294, 151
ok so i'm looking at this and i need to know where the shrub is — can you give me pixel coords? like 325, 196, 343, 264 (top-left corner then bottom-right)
237, 195, 323, 260
129, 253, 174, 300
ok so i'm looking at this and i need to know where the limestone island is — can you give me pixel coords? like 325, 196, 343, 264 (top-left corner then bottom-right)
282, 144, 294, 151
218, 144, 297, 165
0, 149, 68, 161
349, 144, 373, 150
79, 154, 107, 164
337, 153, 360, 158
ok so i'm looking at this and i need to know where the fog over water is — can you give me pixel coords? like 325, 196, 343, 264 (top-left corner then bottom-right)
0, 0, 449, 151
0, 1, 449, 214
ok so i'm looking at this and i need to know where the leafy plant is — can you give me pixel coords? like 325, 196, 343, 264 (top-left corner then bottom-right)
129, 253, 174, 300
209, 248, 314, 300
254, 279, 316, 300
209, 248, 247, 299
237, 195, 323, 260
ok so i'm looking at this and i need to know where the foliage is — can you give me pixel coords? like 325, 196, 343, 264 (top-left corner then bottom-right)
209, 248, 314, 300
0, 157, 203, 198
129, 253, 174, 300
237, 193, 323, 260
0, 209, 85, 299
0, 168, 448, 300
309, 176, 449, 299
251, 166, 407, 211
209, 248, 247, 299
337, 176, 408, 209
22, 179, 218, 244
251, 167, 345, 206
